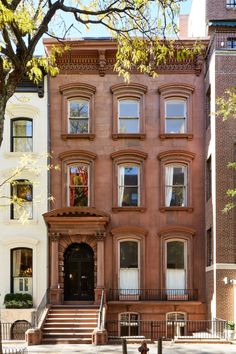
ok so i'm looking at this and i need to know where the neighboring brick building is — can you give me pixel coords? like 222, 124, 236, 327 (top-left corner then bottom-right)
187, 0, 236, 321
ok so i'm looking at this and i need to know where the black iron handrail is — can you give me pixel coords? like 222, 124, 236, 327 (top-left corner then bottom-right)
32, 288, 49, 328
107, 289, 198, 301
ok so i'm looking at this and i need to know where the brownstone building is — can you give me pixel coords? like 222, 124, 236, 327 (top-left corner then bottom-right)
41, 36, 209, 343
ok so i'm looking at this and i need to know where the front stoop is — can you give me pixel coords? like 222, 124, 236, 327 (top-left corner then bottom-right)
40, 305, 99, 344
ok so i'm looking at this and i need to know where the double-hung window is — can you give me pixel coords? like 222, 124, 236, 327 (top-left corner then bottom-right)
118, 99, 140, 133
118, 165, 140, 207
227, 37, 236, 49
11, 180, 33, 220
69, 99, 89, 134
11, 118, 33, 152
68, 164, 89, 207
165, 165, 187, 207
165, 99, 186, 134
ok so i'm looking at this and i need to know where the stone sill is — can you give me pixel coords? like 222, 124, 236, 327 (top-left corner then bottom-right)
112, 207, 146, 213
112, 133, 146, 140
61, 133, 95, 140
160, 206, 193, 212
159, 133, 193, 140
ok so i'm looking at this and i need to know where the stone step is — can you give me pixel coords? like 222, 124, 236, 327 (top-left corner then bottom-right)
43, 327, 96, 332
43, 322, 97, 327
41, 338, 92, 344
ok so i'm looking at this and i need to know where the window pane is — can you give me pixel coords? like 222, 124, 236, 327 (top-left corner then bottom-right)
119, 166, 139, 206
69, 119, 89, 134
12, 248, 32, 277
166, 119, 185, 133
120, 241, 138, 268
173, 167, 185, 185
119, 187, 138, 206
12, 120, 33, 152
11, 181, 33, 219
124, 167, 138, 185
13, 120, 32, 137
119, 119, 139, 133
167, 241, 184, 269
165, 165, 186, 206
166, 102, 185, 117
70, 101, 89, 118
69, 165, 89, 206
119, 100, 139, 117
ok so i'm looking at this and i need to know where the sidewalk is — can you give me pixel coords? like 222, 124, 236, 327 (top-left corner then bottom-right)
5, 341, 236, 354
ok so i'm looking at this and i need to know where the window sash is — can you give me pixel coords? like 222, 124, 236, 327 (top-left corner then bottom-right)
11, 181, 33, 220
226, 0, 236, 7
118, 99, 140, 133
68, 100, 89, 134
68, 164, 90, 207
118, 166, 140, 207
165, 100, 186, 133
165, 165, 187, 207
11, 119, 33, 152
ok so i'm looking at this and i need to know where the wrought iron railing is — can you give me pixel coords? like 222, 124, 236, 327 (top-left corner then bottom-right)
107, 289, 198, 302
106, 319, 227, 341
31, 288, 49, 328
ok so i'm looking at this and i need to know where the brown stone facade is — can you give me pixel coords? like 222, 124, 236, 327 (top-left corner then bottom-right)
44, 38, 207, 324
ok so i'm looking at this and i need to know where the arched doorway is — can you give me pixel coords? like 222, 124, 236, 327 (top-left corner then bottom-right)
64, 242, 94, 301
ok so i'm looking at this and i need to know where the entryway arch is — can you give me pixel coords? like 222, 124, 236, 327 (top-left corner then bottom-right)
64, 242, 94, 301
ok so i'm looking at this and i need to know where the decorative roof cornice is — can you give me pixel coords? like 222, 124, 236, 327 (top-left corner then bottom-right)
44, 38, 209, 76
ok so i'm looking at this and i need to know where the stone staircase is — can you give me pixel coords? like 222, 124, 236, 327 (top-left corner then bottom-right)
41, 305, 99, 344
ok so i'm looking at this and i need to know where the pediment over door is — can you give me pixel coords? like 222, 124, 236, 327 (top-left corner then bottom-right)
43, 207, 110, 236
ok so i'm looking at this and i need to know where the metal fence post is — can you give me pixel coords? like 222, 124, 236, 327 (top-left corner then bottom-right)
122, 338, 127, 354
157, 337, 162, 354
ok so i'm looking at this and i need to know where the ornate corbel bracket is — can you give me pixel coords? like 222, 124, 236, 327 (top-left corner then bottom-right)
195, 55, 204, 76
95, 230, 106, 241
49, 232, 61, 242
98, 50, 106, 77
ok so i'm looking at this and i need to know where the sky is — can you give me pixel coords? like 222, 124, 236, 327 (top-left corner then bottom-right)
37, 0, 192, 54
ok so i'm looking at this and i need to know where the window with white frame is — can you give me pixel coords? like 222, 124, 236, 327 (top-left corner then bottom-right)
166, 240, 186, 293
165, 165, 187, 207
68, 99, 89, 134
226, 0, 236, 8
118, 165, 140, 207
11, 180, 33, 220
120, 313, 139, 337
165, 99, 187, 134
11, 248, 33, 294
68, 164, 90, 207
119, 241, 139, 292
11, 118, 33, 152
118, 99, 140, 133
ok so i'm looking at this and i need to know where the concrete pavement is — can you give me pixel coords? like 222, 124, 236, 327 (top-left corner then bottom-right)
4, 341, 236, 354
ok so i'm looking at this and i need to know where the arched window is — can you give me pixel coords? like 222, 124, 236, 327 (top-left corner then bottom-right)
11, 179, 33, 220
166, 312, 186, 337
11, 248, 33, 294
11, 118, 33, 152
118, 164, 140, 207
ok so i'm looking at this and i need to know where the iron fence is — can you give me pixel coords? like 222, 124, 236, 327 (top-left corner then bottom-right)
1, 322, 31, 340
107, 289, 198, 302
106, 319, 227, 341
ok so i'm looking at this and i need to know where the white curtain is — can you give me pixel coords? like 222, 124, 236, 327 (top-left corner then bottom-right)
167, 269, 186, 294
165, 165, 174, 206
118, 166, 125, 206
13, 249, 22, 276
120, 269, 139, 293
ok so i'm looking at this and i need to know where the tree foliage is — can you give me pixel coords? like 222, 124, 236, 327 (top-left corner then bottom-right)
0, 0, 200, 147
216, 88, 236, 212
